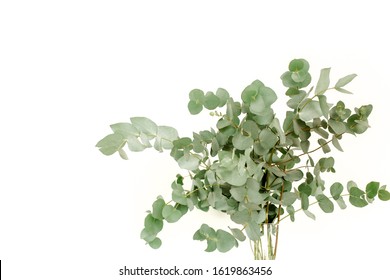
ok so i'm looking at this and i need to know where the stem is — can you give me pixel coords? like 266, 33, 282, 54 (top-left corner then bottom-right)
273, 180, 285, 259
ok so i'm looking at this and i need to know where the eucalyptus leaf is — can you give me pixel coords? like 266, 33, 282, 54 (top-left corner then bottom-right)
216, 88, 229, 107
110, 123, 139, 137
378, 189, 390, 201
366, 181, 380, 199
330, 182, 343, 200
335, 74, 357, 88
315, 68, 331, 95
127, 135, 147, 152
152, 198, 165, 220
148, 237, 162, 249
96, 133, 125, 155
229, 227, 246, 242
316, 194, 334, 213
300, 100, 323, 122
162, 205, 183, 223
204, 92, 220, 110
188, 100, 203, 115
216, 230, 237, 252
130, 117, 158, 136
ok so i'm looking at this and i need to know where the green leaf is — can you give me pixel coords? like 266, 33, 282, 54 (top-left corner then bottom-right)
173, 137, 192, 149
347, 115, 369, 134
282, 192, 298, 206
366, 181, 380, 199
204, 92, 220, 110
157, 126, 179, 149
232, 133, 254, 150
118, 148, 128, 160
299, 183, 312, 196
188, 100, 203, 115
303, 209, 316, 220
300, 100, 323, 122
229, 227, 246, 242
230, 186, 246, 202
245, 221, 261, 241
144, 214, 164, 234
284, 170, 304, 182
162, 205, 182, 223
110, 123, 138, 137
349, 186, 365, 197
300, 140, 310, 153
96, 133, 125, 155
217, 166, 248, 186
231, 210, 251, 224
287, 205, 295, 222
205, 240, 217, 252
318, 138, 331, 153
271, 118, 286, 145
349, 186, 368, 207
216, 88, 229, 107
148, 237, 162, 249
140, 228, 157, 243
335, 197, 347, 209
259, 129, 278, 150
335, 74, 357, 88
335, 87, 353, 94
287, 91, 307, 110
189, 89, 205, 102
152, 198, 165, 220
301, 193, 309, 210
201, 224, 217, 241
378, 189, 390, 201
130, 117, 158, 136
315, 68, 331, 95
316, 194, 334, 213
349, 196, 368, 207
331, 135, 344, 152
177, 152, 200, 170
328, 119, 346, 135
127, 135, 147, 152
289, 58, 310, 72
241, 83, 258, 104
260, 86, 277, 106
330, 182, 343, 200
216, 230, 237, 253
318, 95, 329, 119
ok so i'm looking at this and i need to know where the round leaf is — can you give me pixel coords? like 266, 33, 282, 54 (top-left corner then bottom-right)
152, 198, 165, 220
232, 133, 254, 150
216, 230, 237, 253
189, 89, 204, 102
148, 237, 162, 249
188, 100, 203, 115
144, 214, 163, 234
216, 88, 229, 107
378, 189, 390, 201
203, 92, 220, 110
162, 205, 182, 223
366, 181, 380, 199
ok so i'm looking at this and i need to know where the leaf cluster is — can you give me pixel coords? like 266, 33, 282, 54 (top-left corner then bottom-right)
96, 59, 388, 254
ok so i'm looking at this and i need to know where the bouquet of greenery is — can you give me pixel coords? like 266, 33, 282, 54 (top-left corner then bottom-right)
97, 59, 389, 259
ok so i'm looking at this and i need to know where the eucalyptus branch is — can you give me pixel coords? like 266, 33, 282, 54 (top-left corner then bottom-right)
278, 193, 351, 222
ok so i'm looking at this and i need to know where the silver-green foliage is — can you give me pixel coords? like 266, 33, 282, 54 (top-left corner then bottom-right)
96, 59, 389, 253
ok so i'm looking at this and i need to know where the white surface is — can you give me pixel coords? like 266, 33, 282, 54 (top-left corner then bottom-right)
1, 0, 389, 279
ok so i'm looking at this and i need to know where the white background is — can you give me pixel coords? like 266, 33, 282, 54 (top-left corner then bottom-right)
1, 0, 389, 279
